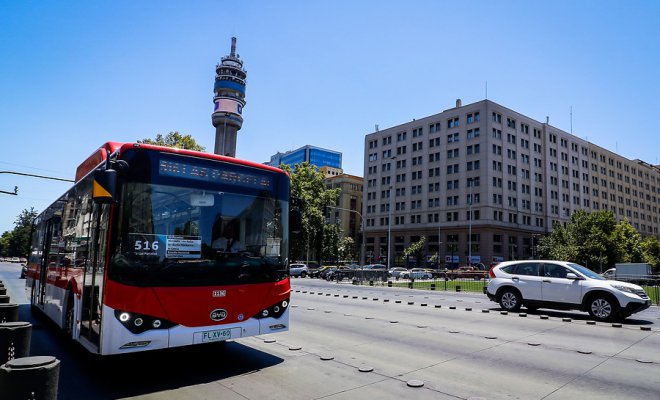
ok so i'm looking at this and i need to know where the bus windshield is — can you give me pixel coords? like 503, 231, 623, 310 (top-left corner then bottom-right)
109, 181, 288, 287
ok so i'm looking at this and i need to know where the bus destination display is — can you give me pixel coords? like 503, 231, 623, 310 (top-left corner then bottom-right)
159, 159, 273, 190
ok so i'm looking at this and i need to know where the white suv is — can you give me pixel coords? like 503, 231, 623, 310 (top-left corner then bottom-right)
486, 260, 651, 321
289, 263, 309, 278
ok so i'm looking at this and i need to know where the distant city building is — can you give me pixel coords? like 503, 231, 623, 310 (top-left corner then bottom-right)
212, 37, 247, 157
325, 173, 364, 262
319, 166, 344, 178
265, 145, 342, 170
363, 99, 660, 267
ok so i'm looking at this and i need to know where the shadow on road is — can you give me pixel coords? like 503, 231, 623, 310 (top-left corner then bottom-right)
19, 305, 283, 400
484, 305, 655, 325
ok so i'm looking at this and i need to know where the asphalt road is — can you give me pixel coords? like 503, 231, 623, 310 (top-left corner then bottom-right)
1, 263, 659, 399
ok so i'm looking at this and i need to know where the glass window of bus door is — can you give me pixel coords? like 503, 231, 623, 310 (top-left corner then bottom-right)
39, 215, 62, 306
80, 201, 111, 347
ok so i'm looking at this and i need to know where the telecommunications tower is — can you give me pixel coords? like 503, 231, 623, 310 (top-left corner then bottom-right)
212, 37, 246, 157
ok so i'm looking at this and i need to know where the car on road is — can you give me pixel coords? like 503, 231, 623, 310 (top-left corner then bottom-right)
401, 268, 432, 280
289, 263, 309, 278
388, 267, 408, 279
486, 260, 651, 321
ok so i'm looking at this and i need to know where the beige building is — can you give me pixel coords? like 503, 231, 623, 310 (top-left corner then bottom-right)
363, 99, 660, 267
324, 171, 364, 262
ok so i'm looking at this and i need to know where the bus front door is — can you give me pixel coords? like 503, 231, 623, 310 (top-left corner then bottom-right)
37, 217, 61, 307
80, 203, 110, 349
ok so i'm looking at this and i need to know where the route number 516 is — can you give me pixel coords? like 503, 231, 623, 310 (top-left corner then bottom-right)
134, 240, 159, 251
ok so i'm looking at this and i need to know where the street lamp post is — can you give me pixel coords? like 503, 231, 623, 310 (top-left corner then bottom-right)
387, 155, 397, 269
387, 184, 393, 269
468, 178, 473, 266
327, 205, 366, 266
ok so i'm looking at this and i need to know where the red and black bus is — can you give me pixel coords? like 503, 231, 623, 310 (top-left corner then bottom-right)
26, 142, 296, 355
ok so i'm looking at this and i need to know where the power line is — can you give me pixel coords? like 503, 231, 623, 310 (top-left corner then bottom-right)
0, 170, 74, 196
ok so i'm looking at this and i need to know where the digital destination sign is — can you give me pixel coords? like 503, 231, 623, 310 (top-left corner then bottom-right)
158, 159, 273, 190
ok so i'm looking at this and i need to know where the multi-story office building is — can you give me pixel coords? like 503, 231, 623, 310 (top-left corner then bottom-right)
319, 166, 344, 178
363, 99, 660, 267
324, 172, 364, 262
266, 145, 342, 169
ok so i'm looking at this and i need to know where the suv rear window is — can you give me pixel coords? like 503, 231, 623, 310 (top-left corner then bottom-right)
501, 262, 540, 276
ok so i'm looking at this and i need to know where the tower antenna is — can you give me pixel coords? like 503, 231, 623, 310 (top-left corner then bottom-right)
212, 37, 247, 157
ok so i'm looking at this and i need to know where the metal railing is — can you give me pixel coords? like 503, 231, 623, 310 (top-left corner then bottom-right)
322, 273, 660, 305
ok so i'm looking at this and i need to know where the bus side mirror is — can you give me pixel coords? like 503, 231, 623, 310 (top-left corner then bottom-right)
93, 168, 117, 203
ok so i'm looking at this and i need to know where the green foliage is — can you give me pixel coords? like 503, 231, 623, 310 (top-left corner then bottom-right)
0, 208, 38, 257
322, 223, 341, 263
403, 236, 426, 267
537, 210, 657, 270
613, 220, 644, 263
641, 236, 660, 270
338, 236, 356, 262
138, 131, 205, 151
280, 162, 340, 263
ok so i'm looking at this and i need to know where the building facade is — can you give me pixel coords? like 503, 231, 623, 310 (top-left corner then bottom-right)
266, 145, 342, 170
363, 99, 660, 267
324, 173, 364, 262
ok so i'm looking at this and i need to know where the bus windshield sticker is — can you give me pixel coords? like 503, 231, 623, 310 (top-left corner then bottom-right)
165, 236, 202, 259
128, 233, 201, 259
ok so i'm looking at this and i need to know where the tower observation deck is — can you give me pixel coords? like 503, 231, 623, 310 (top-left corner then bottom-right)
212, 37, 247, 157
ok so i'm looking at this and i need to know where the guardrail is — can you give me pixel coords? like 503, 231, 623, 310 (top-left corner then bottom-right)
323, 274, 660, 305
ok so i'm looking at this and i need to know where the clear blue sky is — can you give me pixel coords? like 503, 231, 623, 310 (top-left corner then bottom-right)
1, 0, 659, 234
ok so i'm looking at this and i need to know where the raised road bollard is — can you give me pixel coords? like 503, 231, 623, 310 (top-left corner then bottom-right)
0, 303, 20, 323
0, 356, 60, 400
0, 322, 32, 365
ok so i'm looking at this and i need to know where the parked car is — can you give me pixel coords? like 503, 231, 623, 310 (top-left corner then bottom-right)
445, 265, 489, 280
310, 266, 331, 278
401, 268, 432, 280
486, 260, 651, 321
324, 266, 351, 280
388, 267, 408, 279
602, 268, 616, 279
289, 263, 309, 278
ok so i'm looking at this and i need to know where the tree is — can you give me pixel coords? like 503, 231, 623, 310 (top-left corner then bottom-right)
280, 162, 340, 263
138, 131, 205, 151
337, 236, 356, 263
612, 220, 643, 263
322, 223, 341, 264
0, 208, 38, 257
641, 236, 660, 271
537, 210, 654, 271
403, 236, 426, 268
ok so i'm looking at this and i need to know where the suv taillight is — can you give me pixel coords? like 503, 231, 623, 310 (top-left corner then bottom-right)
488, 267, 496, 279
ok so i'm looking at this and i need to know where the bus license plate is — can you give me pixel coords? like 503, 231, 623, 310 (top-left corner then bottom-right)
201, 328, 232, 342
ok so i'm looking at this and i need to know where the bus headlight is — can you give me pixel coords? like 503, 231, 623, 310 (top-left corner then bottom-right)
114, 310, 177, 334
254, 298, 289, 320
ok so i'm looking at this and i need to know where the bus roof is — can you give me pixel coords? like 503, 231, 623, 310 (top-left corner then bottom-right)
75, 142, 288, 183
